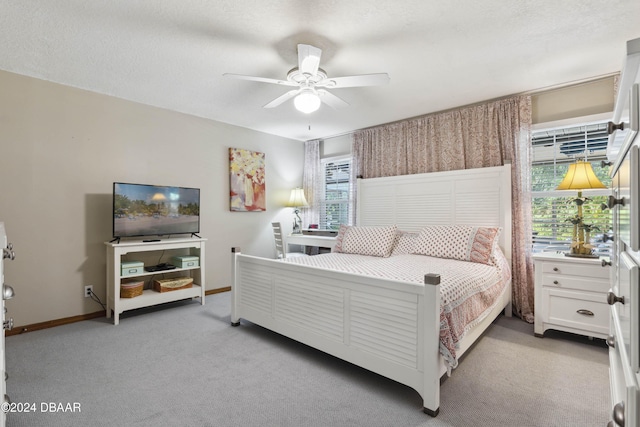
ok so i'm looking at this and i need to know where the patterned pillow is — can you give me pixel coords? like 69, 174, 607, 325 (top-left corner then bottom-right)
412, 225, 501, 265
333, 225, 397, 257
390, 231, 419, 256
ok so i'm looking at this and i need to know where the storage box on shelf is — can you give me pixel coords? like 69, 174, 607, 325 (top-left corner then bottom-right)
105, 237, 206, 325
120, 279, 144, 298
533, 252, 610, 339
171, 255, 199, 268
153, 277, 193, 293
121, 261, 144, 276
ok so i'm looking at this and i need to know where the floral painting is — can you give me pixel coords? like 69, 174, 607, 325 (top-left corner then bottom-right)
229, 148, 266, 212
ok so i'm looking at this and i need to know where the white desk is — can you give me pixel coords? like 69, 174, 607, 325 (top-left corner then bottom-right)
287, 234, 336, 252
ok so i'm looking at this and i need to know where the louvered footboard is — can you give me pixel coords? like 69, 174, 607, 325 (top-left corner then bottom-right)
231, 248, 442, 416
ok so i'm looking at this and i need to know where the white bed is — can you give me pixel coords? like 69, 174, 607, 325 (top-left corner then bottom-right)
231, 164, 512, 416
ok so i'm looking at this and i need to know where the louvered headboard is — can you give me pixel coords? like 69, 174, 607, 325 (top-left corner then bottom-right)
356, 164, 512, 262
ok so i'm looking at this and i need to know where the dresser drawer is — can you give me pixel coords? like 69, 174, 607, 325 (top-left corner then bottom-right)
609, 345, 640, 427
542, 288, 609, 336
617, 251, 640, 372
609, 305, 640, 427
616, 144, 640, 252
542, 273, 608, 293
540, 261, 609, 279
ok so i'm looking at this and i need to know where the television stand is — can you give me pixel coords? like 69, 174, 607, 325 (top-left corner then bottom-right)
104, 237, 206, 325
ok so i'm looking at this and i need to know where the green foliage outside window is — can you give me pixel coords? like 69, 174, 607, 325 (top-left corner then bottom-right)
532, 161, 612, 253
531, 121, 612, 254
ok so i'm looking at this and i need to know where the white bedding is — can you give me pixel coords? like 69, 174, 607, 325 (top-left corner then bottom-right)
284, 250, 511, 370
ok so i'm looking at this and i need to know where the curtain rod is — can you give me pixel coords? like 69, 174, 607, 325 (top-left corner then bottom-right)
318, 73, 618, 142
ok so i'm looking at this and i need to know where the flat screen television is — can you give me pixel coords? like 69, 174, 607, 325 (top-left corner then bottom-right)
113, 182, 200, 239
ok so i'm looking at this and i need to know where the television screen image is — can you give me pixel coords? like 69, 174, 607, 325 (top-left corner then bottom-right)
113, 183, 200, 238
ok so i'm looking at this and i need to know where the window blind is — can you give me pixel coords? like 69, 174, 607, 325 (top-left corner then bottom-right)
319, 158, 352, 230
531, 122, 612, 255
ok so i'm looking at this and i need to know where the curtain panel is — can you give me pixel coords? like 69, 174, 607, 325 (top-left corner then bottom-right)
302, 139, 321, 230
352, 96, 535, 323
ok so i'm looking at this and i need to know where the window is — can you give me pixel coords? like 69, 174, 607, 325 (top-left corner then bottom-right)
531, 122, 612, 255
319, 157, 352, 230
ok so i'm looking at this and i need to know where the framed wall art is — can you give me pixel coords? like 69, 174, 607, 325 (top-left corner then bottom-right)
229, 147, 266, 212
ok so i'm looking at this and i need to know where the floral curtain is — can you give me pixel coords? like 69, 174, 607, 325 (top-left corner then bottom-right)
352, 95, 535, 322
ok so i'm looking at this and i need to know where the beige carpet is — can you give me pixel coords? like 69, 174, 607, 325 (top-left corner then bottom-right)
5, 292, 609, 426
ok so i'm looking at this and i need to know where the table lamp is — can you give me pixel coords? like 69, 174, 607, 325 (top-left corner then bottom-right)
286, 188, 309, 234
556, 161, 606, 258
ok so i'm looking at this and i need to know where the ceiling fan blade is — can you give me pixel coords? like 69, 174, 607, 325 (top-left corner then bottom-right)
317, 89, 349, 109
263, 89, 300, 108
317, 73, 390, 88
223, 73, 297, 87
297, 44, 321, 76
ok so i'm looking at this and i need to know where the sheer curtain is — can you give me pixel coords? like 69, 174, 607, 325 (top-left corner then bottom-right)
352, 95, 535, 322
301, 139, 321, 230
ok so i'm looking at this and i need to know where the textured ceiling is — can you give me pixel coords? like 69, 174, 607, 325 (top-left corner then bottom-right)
1, 1, 639, 141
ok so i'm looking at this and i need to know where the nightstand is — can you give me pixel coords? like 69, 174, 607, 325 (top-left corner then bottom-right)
533, 252, 611, 339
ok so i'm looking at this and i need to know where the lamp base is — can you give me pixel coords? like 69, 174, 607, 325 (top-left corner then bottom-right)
563, 252, 599, 259
292, 208, 302, 234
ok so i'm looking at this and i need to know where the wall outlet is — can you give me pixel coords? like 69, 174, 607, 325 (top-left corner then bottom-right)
84, 285, 93, 298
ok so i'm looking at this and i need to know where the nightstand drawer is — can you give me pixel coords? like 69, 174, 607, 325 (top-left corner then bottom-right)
541, 262, 609, 279
542, 274, 608, 293
543, 288, 609, 336
534, 253, 610, 339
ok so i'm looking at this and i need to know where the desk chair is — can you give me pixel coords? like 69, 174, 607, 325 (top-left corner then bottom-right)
271, 222, 309, 259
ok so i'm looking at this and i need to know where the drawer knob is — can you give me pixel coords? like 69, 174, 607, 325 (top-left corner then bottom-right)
607, 291, 625, 305
2, 285, 14, 300
608, 121, 625, 134
576, 309, 594, 317
553, 280, 559, 285
602, 259, 612, 267
603, 195, 625, 210
552, 267, 559, 272
613, 401, 625, 426
607, 335, 615, 348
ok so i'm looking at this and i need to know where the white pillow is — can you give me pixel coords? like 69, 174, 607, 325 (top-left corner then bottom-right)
412, 225, 501, 265
334, 225, 397, 257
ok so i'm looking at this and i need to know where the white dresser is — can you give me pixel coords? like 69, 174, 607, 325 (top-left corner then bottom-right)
533, 253, 610, 339
0, 223, 15, 427
606, 37, 640, 427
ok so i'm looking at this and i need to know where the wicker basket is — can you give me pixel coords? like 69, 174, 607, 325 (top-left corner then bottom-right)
120, 279, 144, 298
153, 276, 193, 293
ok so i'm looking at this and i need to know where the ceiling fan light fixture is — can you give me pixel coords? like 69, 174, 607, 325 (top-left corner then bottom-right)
294, 91, 321, 114
224, 44, 389, 113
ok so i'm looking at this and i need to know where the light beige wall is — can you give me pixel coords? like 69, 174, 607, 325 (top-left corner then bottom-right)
0, 70, 304, 327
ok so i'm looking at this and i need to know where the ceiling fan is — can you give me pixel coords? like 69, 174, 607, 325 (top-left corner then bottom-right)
223, 44, 390, 113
